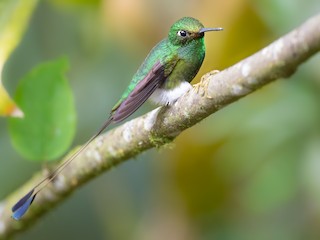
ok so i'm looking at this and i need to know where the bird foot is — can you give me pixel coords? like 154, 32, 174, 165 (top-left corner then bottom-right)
193, 70, 220, 99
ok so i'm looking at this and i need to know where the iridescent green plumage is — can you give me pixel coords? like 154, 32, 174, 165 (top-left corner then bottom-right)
112, 17, 222, 121
12, 17, 222, 220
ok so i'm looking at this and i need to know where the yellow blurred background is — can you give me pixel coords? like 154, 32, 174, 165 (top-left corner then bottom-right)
1, 0, 320, 239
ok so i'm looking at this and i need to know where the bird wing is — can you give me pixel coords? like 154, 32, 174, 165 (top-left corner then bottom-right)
112, 60, 174, 123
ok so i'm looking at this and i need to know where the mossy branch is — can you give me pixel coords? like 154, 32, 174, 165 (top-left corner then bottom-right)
1, 13, 320, 239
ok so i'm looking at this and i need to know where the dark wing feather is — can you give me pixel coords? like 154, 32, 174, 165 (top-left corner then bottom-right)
112, 61, 166, 123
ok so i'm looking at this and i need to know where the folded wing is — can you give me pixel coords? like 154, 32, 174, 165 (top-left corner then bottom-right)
112, 61, 167, 122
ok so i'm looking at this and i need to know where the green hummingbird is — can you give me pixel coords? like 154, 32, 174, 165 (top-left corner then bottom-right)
12, 17, 223, 220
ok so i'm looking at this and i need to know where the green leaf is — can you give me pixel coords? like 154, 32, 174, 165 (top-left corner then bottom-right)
0, 0, 39, 62
0, 82, 23, 117
0, 0, 39, 117
9, 58, 76, 161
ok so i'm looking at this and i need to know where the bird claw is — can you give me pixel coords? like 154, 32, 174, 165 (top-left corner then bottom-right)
193, 70, 220, 99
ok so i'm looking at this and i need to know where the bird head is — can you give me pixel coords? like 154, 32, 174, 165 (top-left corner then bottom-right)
168, 17, 223, 46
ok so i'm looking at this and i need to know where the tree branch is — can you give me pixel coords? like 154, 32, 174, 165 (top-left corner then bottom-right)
1, 13, 320, 239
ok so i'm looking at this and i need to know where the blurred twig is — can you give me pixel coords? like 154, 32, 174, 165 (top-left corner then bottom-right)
1, 13, 320, 239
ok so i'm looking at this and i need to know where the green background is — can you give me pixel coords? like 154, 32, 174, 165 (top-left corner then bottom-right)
1, 0, 320, 239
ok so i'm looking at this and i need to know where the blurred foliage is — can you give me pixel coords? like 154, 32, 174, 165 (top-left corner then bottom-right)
0, 84, 20, 117
50, 0, 101, 7
8, 58, 75, 161
0, 0, 38, 117
0, 0, 320, 239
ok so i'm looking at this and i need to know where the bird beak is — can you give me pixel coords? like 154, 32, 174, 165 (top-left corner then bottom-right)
199, 27, 223, 33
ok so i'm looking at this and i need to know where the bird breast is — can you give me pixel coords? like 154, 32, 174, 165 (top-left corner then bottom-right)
149, 81, 192, 106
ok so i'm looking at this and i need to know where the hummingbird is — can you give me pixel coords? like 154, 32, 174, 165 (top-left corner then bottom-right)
11, 17, 223, 220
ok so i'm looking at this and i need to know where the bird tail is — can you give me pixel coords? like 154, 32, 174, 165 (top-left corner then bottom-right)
11, 116, 114, 220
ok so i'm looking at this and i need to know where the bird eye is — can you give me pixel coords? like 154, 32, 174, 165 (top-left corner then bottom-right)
177, 30, 187, 37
